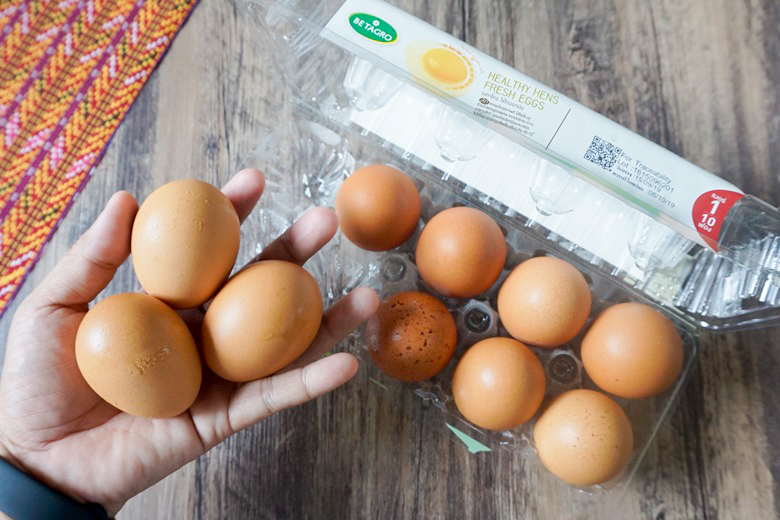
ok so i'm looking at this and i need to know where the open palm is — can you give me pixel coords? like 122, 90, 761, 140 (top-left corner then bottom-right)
0, 169, 378, 516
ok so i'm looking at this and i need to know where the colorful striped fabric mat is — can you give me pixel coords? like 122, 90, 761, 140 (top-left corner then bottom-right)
0, 0, 199, 317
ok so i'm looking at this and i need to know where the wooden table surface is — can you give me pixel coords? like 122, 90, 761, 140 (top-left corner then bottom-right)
1, 0, 778, 518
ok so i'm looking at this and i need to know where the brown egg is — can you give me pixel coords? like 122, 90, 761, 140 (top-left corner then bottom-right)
415, 207, 506, 298
75, 293, 202, 418
132, 178, 240, 309
335, 164, 421, 251
452, 337, 545, 430
202, 260, 323, 382
533, 389, 634, 487
497, 256, 591, 348
581, 302, 684, 398
368, 291, 457, 382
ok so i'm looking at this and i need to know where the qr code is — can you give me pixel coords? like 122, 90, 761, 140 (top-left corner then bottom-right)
584, 136, 622, 170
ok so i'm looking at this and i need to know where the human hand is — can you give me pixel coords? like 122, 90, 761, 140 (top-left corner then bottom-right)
0, 169, 379, 516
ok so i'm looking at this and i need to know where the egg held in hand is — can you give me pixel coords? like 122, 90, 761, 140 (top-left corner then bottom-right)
131, 178, 240, 309
581, 302, 684, 398
497, 256, 591, 348
75, 293, 202, 419
335, 164, 421, 251
367, 291, 457, 382
415, 206, 506, 298
452, 337, 546, 430
202, 260, 323, 382
533, 389, 633, 487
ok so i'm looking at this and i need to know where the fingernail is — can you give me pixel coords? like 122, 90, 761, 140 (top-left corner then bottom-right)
352, 288, 379, 315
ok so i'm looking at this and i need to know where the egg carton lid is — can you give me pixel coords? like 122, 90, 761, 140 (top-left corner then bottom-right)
239, 0, 780, 332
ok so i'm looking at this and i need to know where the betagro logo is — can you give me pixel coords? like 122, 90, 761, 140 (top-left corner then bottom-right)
348, 13, 398, 43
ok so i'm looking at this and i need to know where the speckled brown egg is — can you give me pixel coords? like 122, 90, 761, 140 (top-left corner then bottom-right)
452, 337, 546, 430
367, 291, 457, 382
202, 260, 323, 382
497, 256, 591, 348
581, 302, 684, 398
415, 207, 506, 298
75, 293, 202, 418
335, 164, 421, 251
132, 178, 240, 309
533, 389, 634, 487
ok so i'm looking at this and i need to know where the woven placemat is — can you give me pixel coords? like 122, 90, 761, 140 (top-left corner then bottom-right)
0, 0, 200, 317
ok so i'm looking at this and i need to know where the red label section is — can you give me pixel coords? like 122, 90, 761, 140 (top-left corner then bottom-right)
692, 190, 744, 251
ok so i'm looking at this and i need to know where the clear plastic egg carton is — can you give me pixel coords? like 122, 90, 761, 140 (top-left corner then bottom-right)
241, 0, 780, 333
244, 116, 697, 494
237, 0, 780, 498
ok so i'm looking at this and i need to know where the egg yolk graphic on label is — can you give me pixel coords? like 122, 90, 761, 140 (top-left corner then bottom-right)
406, 41, 475, 95
422, 48, 468, 84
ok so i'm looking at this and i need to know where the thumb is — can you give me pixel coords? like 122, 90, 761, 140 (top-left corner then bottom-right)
28, 191, 138, 310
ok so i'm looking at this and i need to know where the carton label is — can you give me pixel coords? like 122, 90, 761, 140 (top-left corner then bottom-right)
324, 0, 743, 250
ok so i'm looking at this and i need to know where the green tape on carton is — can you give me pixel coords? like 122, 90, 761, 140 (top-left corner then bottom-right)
446, 423, 492, 454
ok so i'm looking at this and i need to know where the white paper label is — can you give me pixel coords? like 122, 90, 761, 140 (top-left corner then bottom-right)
323, 0, 743, 250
